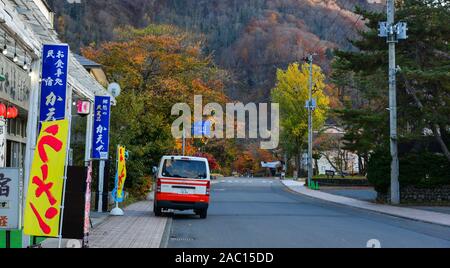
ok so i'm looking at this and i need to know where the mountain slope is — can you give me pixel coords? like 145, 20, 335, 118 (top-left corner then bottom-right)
46, 0, 385, 101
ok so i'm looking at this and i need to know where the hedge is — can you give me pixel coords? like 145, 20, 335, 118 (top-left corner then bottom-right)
367, 148, 450, 194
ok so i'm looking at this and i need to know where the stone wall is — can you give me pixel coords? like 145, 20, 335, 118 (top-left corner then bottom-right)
377, 185, 450, 204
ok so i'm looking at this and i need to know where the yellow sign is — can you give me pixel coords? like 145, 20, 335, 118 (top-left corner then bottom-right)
23, 120, 69, 237
115, 146, 127, 202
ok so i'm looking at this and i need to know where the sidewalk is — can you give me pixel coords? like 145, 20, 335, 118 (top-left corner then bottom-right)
41, 212, 110, 248
41, 199, 167, 248
88, 201, 167, 248
282, 180, 450, 227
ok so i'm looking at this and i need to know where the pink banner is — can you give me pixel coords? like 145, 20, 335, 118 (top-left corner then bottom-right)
84, 162, 93, 235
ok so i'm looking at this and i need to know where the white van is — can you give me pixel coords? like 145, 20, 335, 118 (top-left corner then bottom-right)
153, 156, 211, 218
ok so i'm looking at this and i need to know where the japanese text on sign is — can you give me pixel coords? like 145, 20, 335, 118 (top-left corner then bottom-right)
40, 44, 69, 122
193, 121, 212, 137
92, 96, 111, 160
0, 169, 21, 230
24, 120, 69, 237
112, 146, 127, 203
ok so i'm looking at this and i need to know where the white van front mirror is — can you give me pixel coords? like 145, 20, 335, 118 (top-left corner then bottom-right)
152, 166, 158, 175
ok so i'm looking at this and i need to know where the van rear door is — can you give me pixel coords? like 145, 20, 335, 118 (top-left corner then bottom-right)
159, 158, 210, 196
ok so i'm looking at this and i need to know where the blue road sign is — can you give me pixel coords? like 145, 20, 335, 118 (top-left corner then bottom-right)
92, 96, 111, 160
39, 44, 69, 122
193, 121, 211, 137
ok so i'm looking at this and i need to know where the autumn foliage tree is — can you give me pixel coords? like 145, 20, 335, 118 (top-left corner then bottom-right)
82, 24, 229, 198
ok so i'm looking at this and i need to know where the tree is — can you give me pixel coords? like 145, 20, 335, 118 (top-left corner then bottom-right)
82, 24, 229, 198
271, 62, 330, 175
333, 1, 450, 165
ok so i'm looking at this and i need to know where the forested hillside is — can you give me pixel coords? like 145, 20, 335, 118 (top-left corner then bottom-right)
46, 0, 385, 101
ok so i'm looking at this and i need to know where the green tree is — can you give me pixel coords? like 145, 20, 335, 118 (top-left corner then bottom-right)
334, 0, 450, 164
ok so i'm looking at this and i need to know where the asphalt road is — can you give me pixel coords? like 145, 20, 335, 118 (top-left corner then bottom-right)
166, 177, 450, 248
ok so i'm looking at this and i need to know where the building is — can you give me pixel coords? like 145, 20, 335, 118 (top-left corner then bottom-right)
300, 126, 362, 176
0, 0, 115, 248
73, 54, 109, 87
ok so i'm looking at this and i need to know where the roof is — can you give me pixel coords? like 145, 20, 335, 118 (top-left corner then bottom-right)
2, 0, 116, 104
73, 54, 102, 69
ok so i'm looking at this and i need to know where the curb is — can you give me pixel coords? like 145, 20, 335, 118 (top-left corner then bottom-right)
159, 217, 173, 248
281, 181, 450, 228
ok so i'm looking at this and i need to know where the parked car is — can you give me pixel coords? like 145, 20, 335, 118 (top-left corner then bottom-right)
153, 156, 211, 219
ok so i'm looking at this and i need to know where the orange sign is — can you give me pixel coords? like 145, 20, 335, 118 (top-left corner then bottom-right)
24, 120, 69, 237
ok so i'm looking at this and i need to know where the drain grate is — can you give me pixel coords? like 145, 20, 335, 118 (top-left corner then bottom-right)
170, 236, 195, 242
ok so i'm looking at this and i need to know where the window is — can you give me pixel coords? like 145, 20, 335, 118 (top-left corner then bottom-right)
162, 160, 207, 179
8, 119, 16, 135
16, 118, 21, 136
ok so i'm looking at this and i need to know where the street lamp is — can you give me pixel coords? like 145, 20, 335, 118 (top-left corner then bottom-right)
13, 42, 18, 63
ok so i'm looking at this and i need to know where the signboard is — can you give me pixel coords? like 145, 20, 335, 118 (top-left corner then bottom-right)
23, 120, 69, 237
77, 100, 91, 116
84, 162, 93, 235
0, 119, 6, 167
112, 146, 127, 203
39, 44, 69, 122
0, 168, 20, 230
305, 99, 317, 110
193, 120, 211, 137
0, 54, 31, 110
92, 96, 111, 160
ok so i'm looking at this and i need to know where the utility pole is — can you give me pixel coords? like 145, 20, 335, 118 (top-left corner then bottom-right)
387, 0, 400, 205
379, 0, 408, 204
182, 127, 186, 156
307, 55, 314, 188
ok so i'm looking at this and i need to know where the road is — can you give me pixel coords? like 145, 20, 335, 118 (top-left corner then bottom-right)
166, 177, 450, 248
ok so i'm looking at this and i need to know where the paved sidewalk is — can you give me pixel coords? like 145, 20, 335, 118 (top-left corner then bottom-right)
282, 180, 450, 227
41, 212, 110, 248
88, 201, 167, 248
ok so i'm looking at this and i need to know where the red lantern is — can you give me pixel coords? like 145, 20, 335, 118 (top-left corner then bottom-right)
6, 107, 13, 119
4, 106, 19, 119
13, 106, 18, 118
0, 103, 6, 118
6, 106, 18, 119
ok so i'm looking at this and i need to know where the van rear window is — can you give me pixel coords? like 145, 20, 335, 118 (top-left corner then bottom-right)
162, 159, 207, 179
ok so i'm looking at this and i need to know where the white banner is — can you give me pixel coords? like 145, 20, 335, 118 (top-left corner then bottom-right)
0, 119, 6, 168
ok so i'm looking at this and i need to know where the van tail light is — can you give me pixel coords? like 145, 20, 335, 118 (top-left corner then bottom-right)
206, 181, 211, 195
156, 178, 162, 193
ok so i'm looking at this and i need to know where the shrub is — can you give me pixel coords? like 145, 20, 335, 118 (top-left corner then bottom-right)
367, 148, 450, 194
367, 148, 391, 193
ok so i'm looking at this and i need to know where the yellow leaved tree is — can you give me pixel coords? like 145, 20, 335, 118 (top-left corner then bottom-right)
271, 62, 330, 174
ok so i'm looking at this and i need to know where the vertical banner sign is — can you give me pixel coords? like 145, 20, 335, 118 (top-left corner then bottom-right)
0, 119, 6, 167
92, 96, 111, 160
83, 162, 93, 235
40, 44, 69, 122
0, 168, 20, 230
112, 146, 127, 203
23, 120, 69, 237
